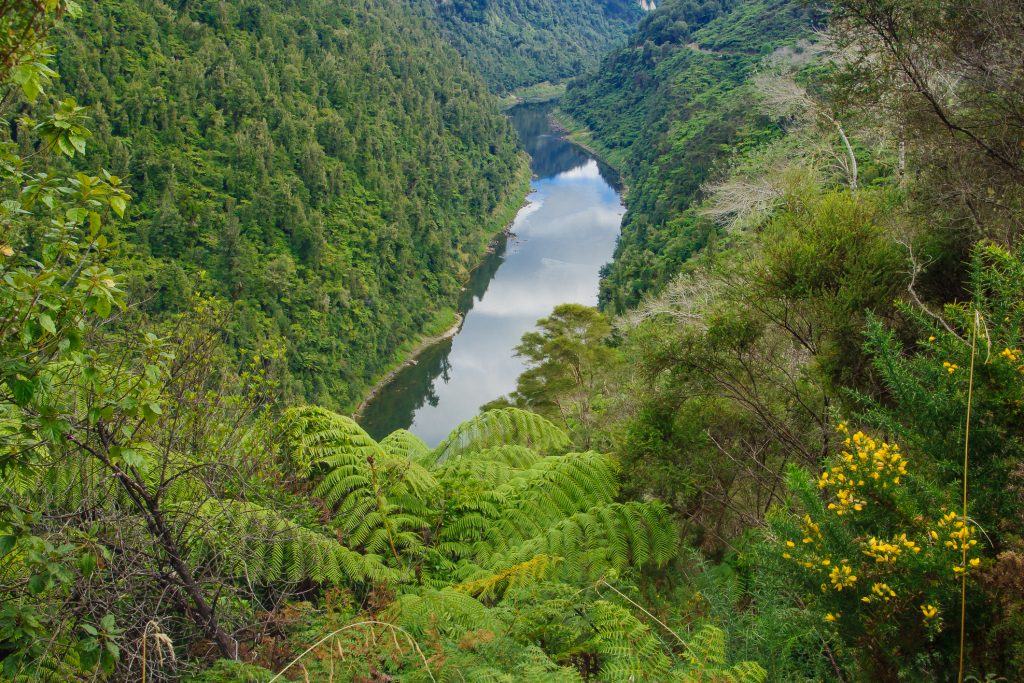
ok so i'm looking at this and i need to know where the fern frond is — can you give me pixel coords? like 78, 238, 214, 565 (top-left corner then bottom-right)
487, 502, 678, 579
281, 406, 437, 560
672, 625, 767, 683
459, 445, 543, 469
454, 554, 560, 602
588, 600, 672, 682
183, 499, 397, 585
391, 588, 500, 636
431, 408, 570, 464
380, 428, 431, 462
279, 405, 381, 476
474, 452, 620, 559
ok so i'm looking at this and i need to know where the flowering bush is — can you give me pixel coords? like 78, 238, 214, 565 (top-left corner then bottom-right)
773, 426, 983, 677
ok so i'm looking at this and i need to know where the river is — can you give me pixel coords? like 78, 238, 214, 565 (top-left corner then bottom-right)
359, 102, 624, 445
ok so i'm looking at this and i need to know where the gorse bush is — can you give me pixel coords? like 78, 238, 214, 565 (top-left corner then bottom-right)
775, 427, 982, 680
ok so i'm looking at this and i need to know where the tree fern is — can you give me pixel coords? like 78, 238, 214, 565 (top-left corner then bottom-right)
280, 406, 436, 561
486, 501, 679, 580
380, 428, 431, 463
672, 625, 768, 683
433, 445, 542, 486
388, 589, 582, 683
588, 600, 672, 681
454, 554, 561, 602
391, 588, 502, 635
464, 445, 544, 469
183, 499, 396, 585
459, 452, 621, 563
279, 405, 383, 476
431, 408, 571, 464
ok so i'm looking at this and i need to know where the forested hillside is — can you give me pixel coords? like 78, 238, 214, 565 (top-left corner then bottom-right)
559, 0, 822, 309
423, 0, 644, 94
51, 0, 527, 408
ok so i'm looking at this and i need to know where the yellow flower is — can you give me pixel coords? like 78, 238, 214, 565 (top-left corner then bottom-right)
0, 244, 13, 257
921, 604, 938, 620
871, 582, 896, 601
969, 558, 981, 568
943, 361, 959, 374
829, 563, 857, 591
864, 537, 903, 564
786, 540, 795, 548
928, 336, 936, 342
824, 612, 838, 623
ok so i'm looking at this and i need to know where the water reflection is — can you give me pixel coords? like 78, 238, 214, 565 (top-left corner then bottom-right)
359, 102, 624, 445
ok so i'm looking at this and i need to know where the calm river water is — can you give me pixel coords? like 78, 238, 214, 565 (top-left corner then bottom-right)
359, 102, 624, 445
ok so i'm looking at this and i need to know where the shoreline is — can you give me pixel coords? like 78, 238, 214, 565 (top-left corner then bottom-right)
547, 109, 629, 194
351, 311, 464, 419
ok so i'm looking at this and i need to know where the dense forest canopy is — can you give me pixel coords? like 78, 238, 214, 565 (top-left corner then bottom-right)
3, 0, 1024, 680
422, 0, 644, 94
50, 0, 527, 409
559, 0, 824, 310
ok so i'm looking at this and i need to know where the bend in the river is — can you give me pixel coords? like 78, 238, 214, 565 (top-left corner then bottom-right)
359, 102, 624, 445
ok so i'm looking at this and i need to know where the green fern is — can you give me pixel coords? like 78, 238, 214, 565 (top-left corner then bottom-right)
672, 625, 768, 683
431, 408, 571, 464
486, 501, 679, 580
280, 406, 436, 561
451, 451, 620, 563
588, 600, 672, 681
380, 428, 431, 462
454, 554, 560, 602
391, 588, 501, 635
183, 500, 397, 585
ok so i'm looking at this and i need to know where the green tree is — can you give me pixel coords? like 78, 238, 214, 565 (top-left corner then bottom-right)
507, 304, 619, 446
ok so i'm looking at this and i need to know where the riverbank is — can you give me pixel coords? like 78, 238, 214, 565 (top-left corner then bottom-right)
349, 153, 533, 420
357, 101, 626, 442
547, 108, 628, 174
498, 81, 567, 110
351, 311, 464, 419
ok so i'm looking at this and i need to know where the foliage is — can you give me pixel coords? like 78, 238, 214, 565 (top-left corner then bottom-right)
526, 0, 1024, 677
6, 0, 1024, 678
560, 0, 823, 310
830, 0, 1024, 251
496, 303, 620, 448
263, 405, 767, 681
50, 0, 527, 409
774, 428, 980, 680
423, 0, 643, 94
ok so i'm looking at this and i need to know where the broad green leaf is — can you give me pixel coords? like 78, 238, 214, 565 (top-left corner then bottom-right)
39, 312, 56, 335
